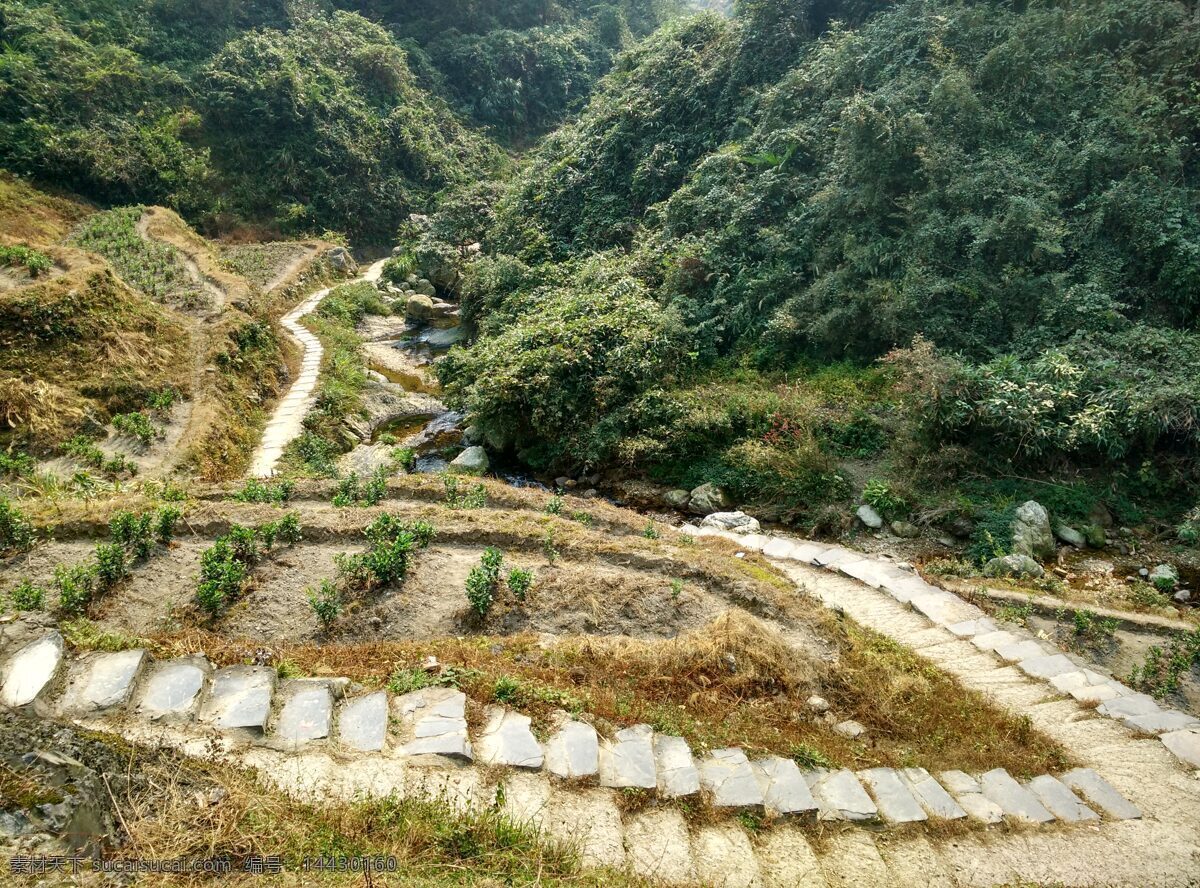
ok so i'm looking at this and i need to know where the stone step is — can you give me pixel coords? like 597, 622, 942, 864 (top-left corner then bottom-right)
654, 733, 700, 798
1059, 768, 1141, 820
978, 769, 1055, 824
545, 718, 599, 778
858, 768, 927, 823
698, 748, 764, 809
753, 756, 818, 816
338, 690, 388, 752
476, 706, 543, 768
273, 679, 336, 745
1026, 774, 1098, 823
599, 723, 656, 789
58, 648, 146, 715
393, 687, 472, 760
898, 767, 966, 820
0, 631, 63, 708
200, 665, 276, 731
805, 768, 878, 821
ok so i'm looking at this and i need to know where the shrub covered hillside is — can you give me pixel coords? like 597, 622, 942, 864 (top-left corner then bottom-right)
0, 0, 496, 241
344, 0, 688, 139
439, 0, 1200, 525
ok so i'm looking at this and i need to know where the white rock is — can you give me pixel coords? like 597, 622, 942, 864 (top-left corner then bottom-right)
654, 734, 700, 798
856, 505, 883, 529
477, 707, 544, 768
0, 632, 63, 708
700, 511, 761, 534
545, 719, 599, 779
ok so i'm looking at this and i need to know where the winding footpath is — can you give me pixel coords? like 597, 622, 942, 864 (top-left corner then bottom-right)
3, 526, 1199, 884
248, 258, 387, 477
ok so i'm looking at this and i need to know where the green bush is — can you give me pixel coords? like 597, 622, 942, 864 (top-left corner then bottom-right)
307, 580, 343, 632
862, 479, 907, 519
466, 547, 505, 618
110, 511, 155, 561
55, 564, 97, 616
196, 539, 248, 615
333, 469, 388, 507
0, 244, 53, 277
0, 499, 35, 554
507, 567, 533, 601
112, 412, 157, 445
234, 479, 294, 504
93, 543, 128, 589
155, 507, 181, 544
8, 579, 46, 612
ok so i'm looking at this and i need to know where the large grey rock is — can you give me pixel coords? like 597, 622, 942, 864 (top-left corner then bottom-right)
59, 649, 145, 714
938, 771, 1003, 824
599, 724, 656, 789
891, 520, 920, 538
834, 720, 866, 740
200, 666, 275, 731
447, 446, 488, 476
979, 769, 1054, 823
1011, 500, 1056, 560
395, 687, 473, 761
1026, 775, 1098, 822
687, 483, 732, 516
698, 748, 764, 808
545, 719, 599, 779
476, 707, 544, 768
1059, 768, 1141, 820
339, 691, 388, 752
805, 769, 878, 822
0, 632, 63, 708
856, 504, 883, 529
1096, 694, 1160, 719
899, 768, 966, 820
700, 511, 761, 534
857, 768, 927, 823
135, 658, 207, 720
1161, 729, 1200, 768
1054, 524, 1086, 548
326, 246, 356, 273
1149, 564, 1179, 588
752, 757, 817, 815
654, 734, 700, 798
405, 293, 436, 321
274, 681, 333, 744
664, 489, 691, 509
984, 554, 1045, 579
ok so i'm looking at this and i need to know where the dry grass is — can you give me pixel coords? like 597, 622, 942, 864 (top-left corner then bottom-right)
149, 607, 1069, 777
0, 171, 93, 244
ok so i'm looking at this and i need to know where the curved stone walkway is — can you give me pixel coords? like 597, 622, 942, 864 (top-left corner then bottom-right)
4, 528, 1200, 884
248, 258, 387, 477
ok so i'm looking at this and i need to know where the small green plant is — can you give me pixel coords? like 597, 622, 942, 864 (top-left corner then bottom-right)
234, 478, 294, 504
272, 513, 303, 545
155, 506, 181, 544
544, 495, 564, 515
333, 469, 388, 507
112, 411, 157, 445
0, 451, 35, 479
789, 743, 834, 770
307, 580, 343, 632
569, 510, 593, 527
55, 564, 97, 615
1128, 580, 1172, 610
388, 667, 439, 695
146, 387, 180, 412
148, 479, 189, 502
196, 538, 248, 615
642, 520, 659, 539
0, 498, 35, 554
995, 602, 1033, 627
275, 659, 304, 680
1128, 628, 1200, 699
466, 547, 504, 618
444, 475, 487, 509
670, 578, 684, 600
226, 524, 261, 565
0, 243, 53, 276
541, 528, 559, 565
1071, 609, 1117, 641
93, 543, 128, 589
8, 579, 46, 611
492, 674, 522, 704
862, 478, 908, 517
110, 510, 155, 561
507, 567, 534, 601
391, 447, 417, 472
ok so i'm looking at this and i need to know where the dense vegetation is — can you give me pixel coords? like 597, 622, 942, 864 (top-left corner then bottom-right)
0, 0, 686, 239
438, 0, 1200, 524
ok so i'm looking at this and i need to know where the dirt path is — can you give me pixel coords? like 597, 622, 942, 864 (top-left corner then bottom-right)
263, 244, 321, 295
248, 258, 388, 477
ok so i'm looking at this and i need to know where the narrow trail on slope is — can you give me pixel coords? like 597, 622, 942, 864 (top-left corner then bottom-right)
248, 258, 387, 477
262, 244, 321, 296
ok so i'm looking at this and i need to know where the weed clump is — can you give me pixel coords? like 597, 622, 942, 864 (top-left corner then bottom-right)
466, 547, 504, 618
444, 475, 487, 509
7, 579, 46, 612
234, 478, 294, 504
0, 498, 34, 554
112, 411, 158, 445
333, 469, 387, 507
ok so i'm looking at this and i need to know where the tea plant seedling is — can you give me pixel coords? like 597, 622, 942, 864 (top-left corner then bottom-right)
307, 580, 343, 632
507, 567, 533, 601
8, 580, 45, 612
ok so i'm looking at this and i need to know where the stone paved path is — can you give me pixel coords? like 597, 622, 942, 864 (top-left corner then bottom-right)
248, 258, 387, 477
4, 528, 1200, 884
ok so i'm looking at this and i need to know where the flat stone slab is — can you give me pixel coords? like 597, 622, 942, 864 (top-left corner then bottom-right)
1096, 694, 1160, 719
1161, 729, 1200, 768
752, 756, 817, 815
882, 575, 937, 604
994, 639, 1052, 663
395, 687, 473, 761
979, 769, 1054, 823
805, 769, 877, 821
654, 734, 700, 798
545, 720, 599, 778
275, 681, 333, 744
947, 617, 998, 638
899, 767, 966, 820
840, 560, 906, 589
1017, 654, 1078, 680
858, 768, 926, 823
201, 666, 275, 730
0, 632, 63, 708
1122, 710, 1200, 734
813, 547, 861, 568
908, 591, 982, 626
60, 649, 145, 713
1059, 768, 1141, 820
477, 707, 544, 768
136, 658, 207, 719
599, 724, 656, 789
698, 748, 764, 808
972, 630, 1021, 652
939, 771, 1003, 824
790, 542, 828, 562
339, 692, 388, 752
1051, 669, 1130, 703
762, 538, 806, 561
1027, 775, 1098, 822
